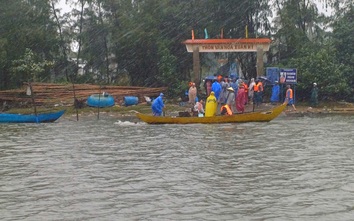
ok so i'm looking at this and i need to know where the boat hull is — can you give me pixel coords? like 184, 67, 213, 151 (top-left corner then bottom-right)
87, 94, 115, 107
137, 103, 286, 124
0, 110, 65, 123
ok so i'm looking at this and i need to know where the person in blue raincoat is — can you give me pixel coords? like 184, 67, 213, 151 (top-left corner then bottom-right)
151, 93, 165, 116
211, 75, 222, 114
211, 76, 222, 100
270, 81, 280, 104
230, 78, 238, 97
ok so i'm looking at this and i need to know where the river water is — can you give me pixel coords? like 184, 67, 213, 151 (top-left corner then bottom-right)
1, 113, 354, 220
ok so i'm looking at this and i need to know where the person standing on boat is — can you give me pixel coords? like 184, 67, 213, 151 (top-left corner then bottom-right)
230, 78, 238, 97
257, 80, 264, 103
242, 81, 249, 105
205, 80, 212, 97
285, 85, 296, 111
188, 82, 197, 105
230, 78, 238, 109
217, 76, 229, 114
253, 79, 263, 106
219, 77, 229, 105
310, 82, 319, 107
248, 78, 256, 104
236, 82, 246, 113
220, 85, 233, 116
205, 91, 217, 117
225, 87, 236, 113
211, 75, 222, 100
212, 75, 222, 114
151, 93, 165, 116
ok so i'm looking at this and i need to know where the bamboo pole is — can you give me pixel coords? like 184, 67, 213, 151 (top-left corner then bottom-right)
97, 85, 101, 120
28, 82, 38, 122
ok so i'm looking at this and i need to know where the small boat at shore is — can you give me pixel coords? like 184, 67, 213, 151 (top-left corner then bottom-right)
87, 93, 115, 107
137, 102, 287, 124
0, 110, 65, 123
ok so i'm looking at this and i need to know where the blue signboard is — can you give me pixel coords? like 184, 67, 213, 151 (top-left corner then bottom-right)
280, 68, 297, 84
266, 67, 280, 84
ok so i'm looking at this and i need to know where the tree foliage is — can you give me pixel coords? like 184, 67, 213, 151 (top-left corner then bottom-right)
272, 0, 353, 102
0, 0, 353, 102
285, 46, 349, 101
0, 0, 59, 89
11, 48, 53, 83
331, 4, 354, 91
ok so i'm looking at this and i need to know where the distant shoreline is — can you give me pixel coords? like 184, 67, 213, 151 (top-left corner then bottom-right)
2, 101, 354, 120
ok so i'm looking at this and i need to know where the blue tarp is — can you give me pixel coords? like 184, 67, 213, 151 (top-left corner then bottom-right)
266, 67, 280, 85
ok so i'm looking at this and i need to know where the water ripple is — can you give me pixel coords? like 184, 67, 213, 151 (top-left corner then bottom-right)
1, 115, 354, 220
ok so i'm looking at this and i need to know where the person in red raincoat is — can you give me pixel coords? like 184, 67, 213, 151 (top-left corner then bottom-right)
243, 81, 248, 105
236, 83, 246, 113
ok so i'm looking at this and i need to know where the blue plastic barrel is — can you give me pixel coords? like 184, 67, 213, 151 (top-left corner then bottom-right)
124, 96, 139, 106
87, 94, 115, 107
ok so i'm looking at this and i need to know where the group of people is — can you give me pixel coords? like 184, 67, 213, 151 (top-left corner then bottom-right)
203, 75, 265, 116
151, 76, 319, 116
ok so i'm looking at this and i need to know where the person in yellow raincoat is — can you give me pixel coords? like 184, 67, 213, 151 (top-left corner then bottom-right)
205, 91, 217, 117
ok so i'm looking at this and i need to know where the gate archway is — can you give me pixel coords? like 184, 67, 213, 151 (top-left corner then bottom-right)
182, 38, 271, 87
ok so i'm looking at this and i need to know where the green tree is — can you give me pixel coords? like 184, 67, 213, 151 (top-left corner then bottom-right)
271, 0, 354, 101
11, 48, 53, 83
331, 4, 354, 95
97, 0, 275, 89
285, 46, 349, 101
50, 0, 76, 82
273, 0, 326, 63
0, 0, 59, 89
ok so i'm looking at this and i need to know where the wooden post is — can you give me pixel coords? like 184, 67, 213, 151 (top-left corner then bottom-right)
28, 82, 38, 121
72, 82, 79, 121
193, 46, 200, 88
256, 46, 264, 77
97, 85, 101, 120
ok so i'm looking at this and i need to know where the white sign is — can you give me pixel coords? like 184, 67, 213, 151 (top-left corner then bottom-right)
185, 44, 270, 52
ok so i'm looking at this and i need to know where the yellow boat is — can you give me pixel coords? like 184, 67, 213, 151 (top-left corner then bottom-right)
136, 102, 287, 124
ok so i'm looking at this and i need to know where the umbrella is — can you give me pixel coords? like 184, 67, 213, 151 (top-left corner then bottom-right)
204, 76, 217, 81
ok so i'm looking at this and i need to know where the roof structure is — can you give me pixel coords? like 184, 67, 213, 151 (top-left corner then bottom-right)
183, 37, 272, 85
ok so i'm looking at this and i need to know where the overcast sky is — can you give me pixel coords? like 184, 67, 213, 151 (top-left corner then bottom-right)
57, 0, 71, 14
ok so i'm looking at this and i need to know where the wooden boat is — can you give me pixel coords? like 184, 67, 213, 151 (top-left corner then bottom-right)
87, 93, 115, 107
0, 110, 65, 123
136, 103, 287, 124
